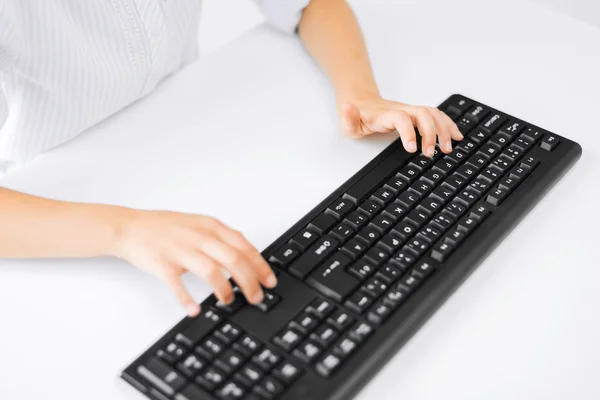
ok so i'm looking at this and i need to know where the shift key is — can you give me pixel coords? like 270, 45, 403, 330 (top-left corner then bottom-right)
307, 252, 360, 302
289, 235, 340, 279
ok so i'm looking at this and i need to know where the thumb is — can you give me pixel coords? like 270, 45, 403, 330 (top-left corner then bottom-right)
341, 103, 364, 138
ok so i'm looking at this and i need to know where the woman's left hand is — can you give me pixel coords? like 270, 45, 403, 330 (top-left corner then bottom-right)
340, 94, 464, 157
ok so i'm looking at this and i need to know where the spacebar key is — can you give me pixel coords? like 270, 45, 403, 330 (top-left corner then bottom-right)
343, 146, 408, 204
289, 235, 340, 279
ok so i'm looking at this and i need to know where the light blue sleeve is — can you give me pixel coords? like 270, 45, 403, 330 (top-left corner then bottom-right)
252, 0, 312, 33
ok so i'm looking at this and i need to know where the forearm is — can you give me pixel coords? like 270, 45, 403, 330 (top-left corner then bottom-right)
0, 187, 126, 258
298, 0, 379, 106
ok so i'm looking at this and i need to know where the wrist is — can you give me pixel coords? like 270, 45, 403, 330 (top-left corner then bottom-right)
336, 86, 381, 109
92, 204, 136, 258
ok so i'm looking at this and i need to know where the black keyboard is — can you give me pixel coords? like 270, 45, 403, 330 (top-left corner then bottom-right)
121, 95, 582, 400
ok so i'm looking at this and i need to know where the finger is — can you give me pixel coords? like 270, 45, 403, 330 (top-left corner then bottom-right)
445, 114, 464, 141
179, 250, 234, 304
162, 272, 200, 317
430, 109, 453, 153
409, 107, 437, 158
341, 103, 364, 138
195, 232, 264, 304
388, 110, 417, 153
212, 224, 277, 289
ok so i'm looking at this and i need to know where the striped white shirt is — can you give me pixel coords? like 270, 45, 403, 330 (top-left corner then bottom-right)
0, 0, 310, 175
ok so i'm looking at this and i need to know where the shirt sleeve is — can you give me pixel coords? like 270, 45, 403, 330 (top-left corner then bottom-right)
252, 0, 312, 34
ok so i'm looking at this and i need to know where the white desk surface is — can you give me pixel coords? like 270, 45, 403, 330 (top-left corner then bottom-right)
1, 1, 599, 399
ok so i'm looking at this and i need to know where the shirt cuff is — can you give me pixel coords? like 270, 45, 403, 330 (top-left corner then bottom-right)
253, 0, 312, 34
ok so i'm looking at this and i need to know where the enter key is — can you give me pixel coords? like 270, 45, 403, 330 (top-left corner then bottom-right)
307, 252, 361, 302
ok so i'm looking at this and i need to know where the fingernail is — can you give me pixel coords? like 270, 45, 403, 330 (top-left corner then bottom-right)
266, 274, 278, 288
186, 303, 200, 317
407, 142, 417, 152
253, 291, 264, 304
426, 146, 435, 157
457, 131, 464, 139
445, 141, 452, 152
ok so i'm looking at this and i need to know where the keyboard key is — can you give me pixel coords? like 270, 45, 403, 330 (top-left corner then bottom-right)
503, 144, 523, 161
513, 135, 533, 151
405, 238, 430, 257
268, 243, 300, 268
443, 202, 466, 218
489, 133, 510, 149
306, 298, 335, 319
382, 203, 408, 221
214, 323, 242, 345
446, 97, 472, 116
464, 105, 489, 123
396, 191, 420, 208
430, 213, 455, 232
289, 235, 339, 279
370, 214, 395, 233
455, 164, 477, 181
431, 185, 454, 204
389, 249, 417, 270
310, 324, 339, 347
308, 213, 336, 234
443, 174, 467, 191
273, 328, 303, 352
419, 196, 443, 215
138, 357, 186, 396
158, 342, 186, 363
252, 348, 281, 371
411, 260, 435, 279
254, 377, 283, 398
384, 176, 408, 193
327, 309, 355, 331
520, 155, 540, 171
290, 312, 319, 335
361, 277, 388, 297
431, 241, 454, 262
214, 349, 244, 374
382, 287, 408, 308
416, 224, 442, 244
293, 340, 322, 363
290, 227, 319, 251
405, 209, 429, 228
421, 169, 444, 185
255, 291, 280, 312
480, 166, 502, 183
455, 187, 480, 207
469, 204, 492, 221
347, 258, 377, 281
175, 309, 222, 348
522, 127, 543, 143
499, 176, 519, 192
468, 178, 492, 194
348, 322, 374, 343
344, 210, 369, 229
391, 220, 417, 240
444, 229, 467, 246
479, 113, 506, 133
272, 361, 302, 385
411, 154, 434, 171
307, 253, 360, 302
364, 246, 390, 266
216, 381, 245, 399
371, 187, 396, 206
367, 302, 392, 325
445, 149, 467, 164
433, 159, 457, 176
315, 353, 342, 377
457, 216, 479, 234
330, 222, 355, 243
499, 120, 525, 138
541, 134, 560, 151
177, 354, 205, 377
510, 165, 530, 181
233, 335, 261, 357
467, 153, 488, 171
486, 187, 508, 206
358, 199, 382, 217
196, 336, 225, 361
471, 128, 492, 144
196, 367, 227, 391
455, 139, 479, 155
409, 179, 433, 197
397, 275, 420, 292
398, 164, 422, 183
344, 291, 374, 314
457, 117, 475, 134
356, 226, 381, 246
479, 142, 501, 159
332, 337, 359, 358
235, 364, 263, 386
325, 198, 354, 220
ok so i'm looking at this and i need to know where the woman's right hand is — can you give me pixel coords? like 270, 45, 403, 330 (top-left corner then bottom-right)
113, 208, 277, 317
